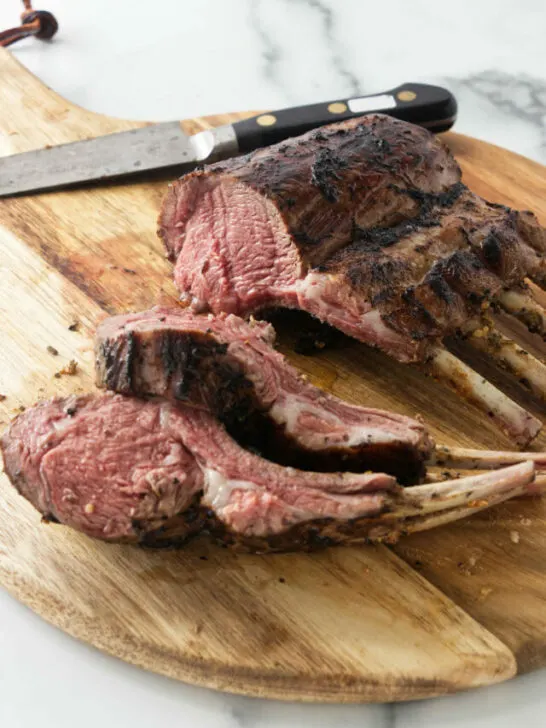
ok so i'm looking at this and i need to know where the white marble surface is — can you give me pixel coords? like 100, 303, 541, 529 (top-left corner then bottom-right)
1, 0, 545, 726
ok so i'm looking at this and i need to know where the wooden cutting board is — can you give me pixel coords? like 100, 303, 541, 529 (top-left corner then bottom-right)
1, 48, 546, 703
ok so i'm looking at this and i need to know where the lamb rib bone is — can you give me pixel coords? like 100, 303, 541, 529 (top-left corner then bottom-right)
464, 319, 546, 400
367, 461, 539, 542
427, 347, 542, 448
387, 462, 537, 516
425, 469, 546, 489
528, 279, 546, 308
499, 288, 546, 340
429, 445, 546, 471
394, 475, 543, 535
424, 470, 462, 483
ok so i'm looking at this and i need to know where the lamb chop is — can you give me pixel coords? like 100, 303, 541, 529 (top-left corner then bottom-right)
158, 113, 546, 447
95, 306, 432, 484
1, 392, 541, 550
94, 307, 546, 485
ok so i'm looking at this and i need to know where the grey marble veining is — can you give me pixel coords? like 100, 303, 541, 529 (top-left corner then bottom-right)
445, 70, 546, 162
245, 0, 366, 106
2, 0, 544, 166
284, 0, 363, 95
0, 1, 545, 726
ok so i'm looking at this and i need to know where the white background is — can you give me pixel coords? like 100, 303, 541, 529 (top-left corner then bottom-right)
1, 1, 546, 726
1, 0, 545, 161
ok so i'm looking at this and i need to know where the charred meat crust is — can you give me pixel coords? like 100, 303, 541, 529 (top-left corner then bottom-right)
96, 331, 136, 393
133, 508, 404, 552
322, 187, 545, 344
344, 182, 466, 257
97, 326, 265, 445
160, 114, 461, 264
201, 116, 459, 215
134, 494, 206, 547
98, 328, 238, 404
196, 511, 411, 553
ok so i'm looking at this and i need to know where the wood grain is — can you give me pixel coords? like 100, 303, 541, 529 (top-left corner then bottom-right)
0, 47, 544, 702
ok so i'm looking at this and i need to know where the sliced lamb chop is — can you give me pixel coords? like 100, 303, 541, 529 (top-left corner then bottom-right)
0, 393, 393, 545
183, 409, 539, 547
1, 393, 539, 550
159, 113, 546, 446
95, 306, 433, 484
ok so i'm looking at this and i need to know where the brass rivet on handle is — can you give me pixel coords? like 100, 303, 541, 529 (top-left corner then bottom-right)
328, 102, 348, 114
397, 90, 417, 102
256, 114, 277, 127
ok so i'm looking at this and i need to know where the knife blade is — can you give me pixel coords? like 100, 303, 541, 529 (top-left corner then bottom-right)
0, 82, 456, 198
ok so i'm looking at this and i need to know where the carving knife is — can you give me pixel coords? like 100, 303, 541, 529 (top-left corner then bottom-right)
0, 82, 457, 197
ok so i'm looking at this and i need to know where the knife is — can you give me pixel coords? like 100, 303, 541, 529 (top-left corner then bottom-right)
0, 82, 456, 198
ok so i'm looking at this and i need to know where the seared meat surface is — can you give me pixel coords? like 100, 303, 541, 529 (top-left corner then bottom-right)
95, 307, 432, 483
159, 115, 458, 362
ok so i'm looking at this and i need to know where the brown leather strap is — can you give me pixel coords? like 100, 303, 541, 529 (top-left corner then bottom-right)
0, 1, 58, 47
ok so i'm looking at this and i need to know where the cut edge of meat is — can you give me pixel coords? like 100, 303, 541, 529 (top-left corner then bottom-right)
159, 174, 424, 363
159, 174, 304, 315
0, 393, 205, 544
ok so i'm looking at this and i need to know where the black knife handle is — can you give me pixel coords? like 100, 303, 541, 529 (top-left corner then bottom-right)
233, 83, 457, 154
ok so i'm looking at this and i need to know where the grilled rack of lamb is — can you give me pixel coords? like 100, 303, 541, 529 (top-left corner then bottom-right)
159, 114, 546, 447
3, 308, 544, 551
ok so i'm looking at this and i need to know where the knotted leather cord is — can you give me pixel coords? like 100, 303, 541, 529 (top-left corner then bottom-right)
0, 0, 58, 47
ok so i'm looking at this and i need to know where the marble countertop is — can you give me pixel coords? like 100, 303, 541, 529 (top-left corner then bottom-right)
0, 0, 545, 726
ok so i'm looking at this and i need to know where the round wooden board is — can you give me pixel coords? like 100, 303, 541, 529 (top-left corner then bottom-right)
1, 48, 545, 703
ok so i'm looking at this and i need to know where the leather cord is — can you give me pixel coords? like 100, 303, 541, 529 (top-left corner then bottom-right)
0, 1, 58, 47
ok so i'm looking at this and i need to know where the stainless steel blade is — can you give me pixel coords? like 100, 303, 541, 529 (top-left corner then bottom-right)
0, 121, 238, 197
